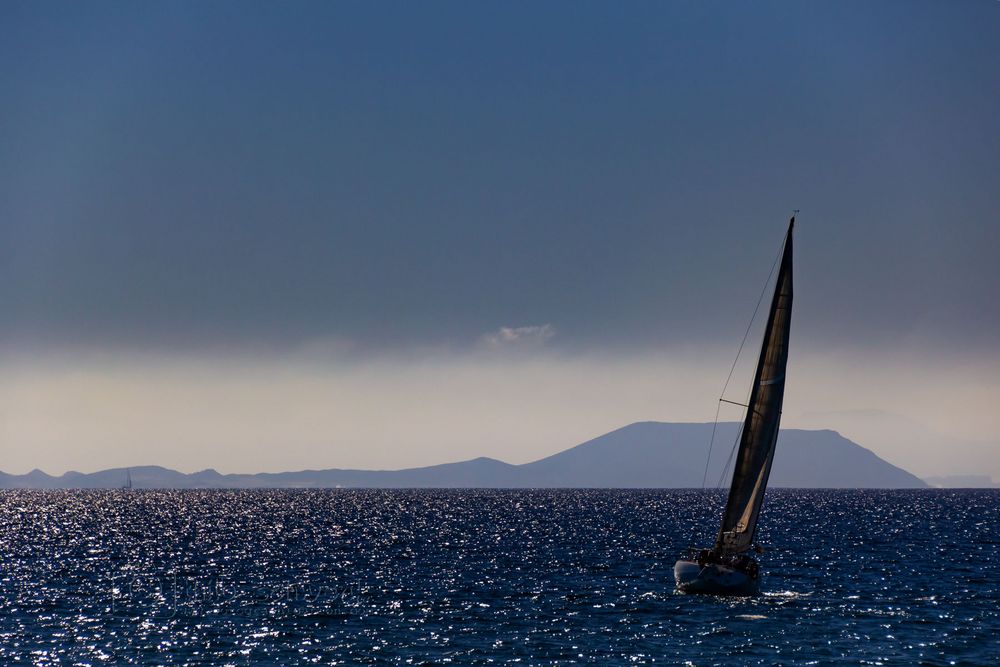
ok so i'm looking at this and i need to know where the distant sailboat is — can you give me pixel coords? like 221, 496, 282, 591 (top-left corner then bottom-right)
674, 216, 794, 595
124, 468, 133, 490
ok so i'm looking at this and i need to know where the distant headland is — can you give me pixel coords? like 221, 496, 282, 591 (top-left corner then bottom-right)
0, 422, 928, 489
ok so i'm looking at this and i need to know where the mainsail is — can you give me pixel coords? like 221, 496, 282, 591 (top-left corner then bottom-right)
716, 217, 794, 554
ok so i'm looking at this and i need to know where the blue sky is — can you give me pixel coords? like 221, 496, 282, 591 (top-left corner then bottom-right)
1, 1, 998, 475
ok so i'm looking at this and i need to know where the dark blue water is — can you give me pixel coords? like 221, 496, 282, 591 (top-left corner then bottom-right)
1, 490, 997, 665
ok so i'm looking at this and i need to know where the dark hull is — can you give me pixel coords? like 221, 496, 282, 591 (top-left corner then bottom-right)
673, 559, 760, 596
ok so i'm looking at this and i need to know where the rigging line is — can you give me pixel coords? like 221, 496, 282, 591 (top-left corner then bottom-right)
699, 402, 724, 491
720, 236, 786, 402
716, 422, 745, 490
697, 230, 788, 493
717, 230, 789, 493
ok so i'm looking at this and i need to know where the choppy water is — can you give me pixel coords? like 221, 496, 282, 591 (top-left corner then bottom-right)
1, 489, 997, 665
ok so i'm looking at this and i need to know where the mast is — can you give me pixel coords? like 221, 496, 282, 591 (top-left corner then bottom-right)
715, 217, 794, 554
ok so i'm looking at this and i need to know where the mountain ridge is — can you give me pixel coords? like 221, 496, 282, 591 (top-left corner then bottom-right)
0, 422, 927, 489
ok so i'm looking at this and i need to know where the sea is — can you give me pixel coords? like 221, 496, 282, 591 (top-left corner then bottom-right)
1, 489, 997, 665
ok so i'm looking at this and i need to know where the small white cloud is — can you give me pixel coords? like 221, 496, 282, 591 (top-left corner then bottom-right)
481, 324, 556, 348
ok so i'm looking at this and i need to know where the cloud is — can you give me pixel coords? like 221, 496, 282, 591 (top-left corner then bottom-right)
480, 324, 556, 348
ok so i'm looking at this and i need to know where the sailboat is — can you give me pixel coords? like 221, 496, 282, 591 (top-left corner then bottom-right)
124, 468, 133, 490
674, 216, 794, 595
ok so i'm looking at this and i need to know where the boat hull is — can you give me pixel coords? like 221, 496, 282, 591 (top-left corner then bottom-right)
674, 559, 759, 596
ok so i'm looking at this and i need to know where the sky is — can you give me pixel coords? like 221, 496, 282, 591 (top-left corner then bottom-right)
1, 1, 998, 478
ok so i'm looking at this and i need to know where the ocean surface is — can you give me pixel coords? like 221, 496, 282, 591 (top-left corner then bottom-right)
1, 489, 997, 665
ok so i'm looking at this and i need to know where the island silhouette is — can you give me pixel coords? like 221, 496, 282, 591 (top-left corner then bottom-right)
1, 422, 925, 489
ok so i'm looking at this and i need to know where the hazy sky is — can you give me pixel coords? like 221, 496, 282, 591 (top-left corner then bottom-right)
2, 2, 998, 478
